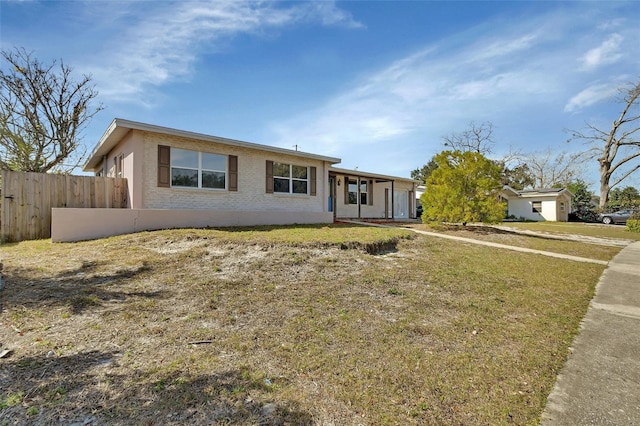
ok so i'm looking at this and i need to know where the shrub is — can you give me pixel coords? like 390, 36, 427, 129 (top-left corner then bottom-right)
627, 212, 640, 233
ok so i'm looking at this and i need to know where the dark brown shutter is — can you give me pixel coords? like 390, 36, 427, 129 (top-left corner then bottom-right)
310, 166, 317, 196
368, 179, 373, 205
228, 155, 238, 191
158, 145, 171, 187
266, 160, 274, 193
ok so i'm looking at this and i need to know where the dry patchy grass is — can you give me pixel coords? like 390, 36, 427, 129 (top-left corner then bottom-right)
0, 225, 605, 425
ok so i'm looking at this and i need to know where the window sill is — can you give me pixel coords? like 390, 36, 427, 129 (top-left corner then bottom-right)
169, 186, 228, 192
272, 192, 310, 198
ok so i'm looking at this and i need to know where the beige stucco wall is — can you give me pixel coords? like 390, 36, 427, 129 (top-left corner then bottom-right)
104, 130, 144, 208
51, 208, 334, 242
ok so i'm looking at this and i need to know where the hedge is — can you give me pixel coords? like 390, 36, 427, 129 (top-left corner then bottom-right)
627, 212, 640, 233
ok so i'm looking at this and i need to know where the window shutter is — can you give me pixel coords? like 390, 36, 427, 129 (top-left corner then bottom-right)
368, 180, 373, 205
266, 160, 274, 193
158, 145, 171, 187
228, 155, 238, 191
310, 166, 317, 196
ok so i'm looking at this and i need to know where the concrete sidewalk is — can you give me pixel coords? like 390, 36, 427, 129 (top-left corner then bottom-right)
541, 241, 640, 425
343, 220, 610, 265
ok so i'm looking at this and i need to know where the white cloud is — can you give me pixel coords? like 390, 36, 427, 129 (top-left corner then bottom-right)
87, 0, 362, 103
563, 82, 619, 113
580, 33, 624, 71
597, 18, 625, 31
270, 24, 557, 155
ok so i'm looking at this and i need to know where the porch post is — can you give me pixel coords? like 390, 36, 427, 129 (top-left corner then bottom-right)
391, 180, 395, 220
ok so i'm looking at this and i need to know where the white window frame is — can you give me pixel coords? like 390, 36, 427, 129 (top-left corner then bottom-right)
348, 178, 358, 204
532, 201, 542, 213
273, 162, 309, 195
171, 148, 227, 190
360, 180, 368, 205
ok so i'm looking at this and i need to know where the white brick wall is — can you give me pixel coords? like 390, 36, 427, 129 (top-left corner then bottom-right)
140, 132, 329, 213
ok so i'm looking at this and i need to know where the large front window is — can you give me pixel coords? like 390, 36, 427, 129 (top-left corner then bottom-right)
273, 162, 308, 194
171, 148, 226, 189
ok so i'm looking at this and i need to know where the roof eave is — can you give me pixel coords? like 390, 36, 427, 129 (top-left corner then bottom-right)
329, 166, 419, 184
83, 118, 342, 172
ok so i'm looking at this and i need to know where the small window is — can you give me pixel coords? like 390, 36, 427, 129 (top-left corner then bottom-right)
348, 179, 358, 204
360, 180, 368, 205
532, 201, 542, 213
559, 202, 565, 212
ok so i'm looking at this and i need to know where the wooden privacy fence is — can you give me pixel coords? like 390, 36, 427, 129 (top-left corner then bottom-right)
1, 170, 128, 243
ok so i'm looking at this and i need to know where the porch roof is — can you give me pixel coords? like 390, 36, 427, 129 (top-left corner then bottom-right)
329, 167, 419, 184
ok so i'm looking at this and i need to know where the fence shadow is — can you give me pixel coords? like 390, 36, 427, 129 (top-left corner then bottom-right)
0, 350, 313, 424
0, 261, 167, 315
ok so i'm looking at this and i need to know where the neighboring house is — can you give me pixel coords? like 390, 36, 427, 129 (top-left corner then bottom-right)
52, 119, 418, 241
501, 186, 573, 222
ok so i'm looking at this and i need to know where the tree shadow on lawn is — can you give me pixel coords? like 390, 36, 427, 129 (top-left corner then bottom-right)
0, 350, 313, 425
1, 261, 170, 315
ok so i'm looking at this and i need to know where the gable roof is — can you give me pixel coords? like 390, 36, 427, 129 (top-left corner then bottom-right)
502, 185, 573, 198
83, 118, 342, 171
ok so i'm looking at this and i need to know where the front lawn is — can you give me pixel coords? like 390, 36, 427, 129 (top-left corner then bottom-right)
0, 225, 605, 424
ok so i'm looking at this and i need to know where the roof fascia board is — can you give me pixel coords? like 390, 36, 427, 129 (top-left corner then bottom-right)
329, 167, 419, 184
84, 118, 342, 171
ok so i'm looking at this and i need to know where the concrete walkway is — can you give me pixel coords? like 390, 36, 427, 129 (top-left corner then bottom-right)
342, 220, 609, 265
408, 228, 609, 265
541, 240, 640, 425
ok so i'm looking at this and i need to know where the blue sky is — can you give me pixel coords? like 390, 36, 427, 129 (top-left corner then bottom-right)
2, 0, 639, 189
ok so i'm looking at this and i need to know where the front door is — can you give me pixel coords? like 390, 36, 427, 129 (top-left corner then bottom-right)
390, 190, 408, 219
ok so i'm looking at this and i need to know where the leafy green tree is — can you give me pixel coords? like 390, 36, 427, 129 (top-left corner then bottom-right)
411, 156, 438, 184
501, 163, 535, 190
420, 150, 504, 224
608, 186, 640, 209
566, 179, 596, 221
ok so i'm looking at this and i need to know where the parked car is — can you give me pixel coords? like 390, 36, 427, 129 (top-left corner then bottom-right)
598, 209, 638, 225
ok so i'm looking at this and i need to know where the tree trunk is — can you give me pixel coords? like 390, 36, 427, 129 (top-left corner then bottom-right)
599, 172, 609, 210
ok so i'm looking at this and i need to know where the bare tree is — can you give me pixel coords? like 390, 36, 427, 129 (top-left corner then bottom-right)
520, 148, 586, 188
0, 47, 103, 173
443, 121, 495, 155
571, 78, 640, 208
